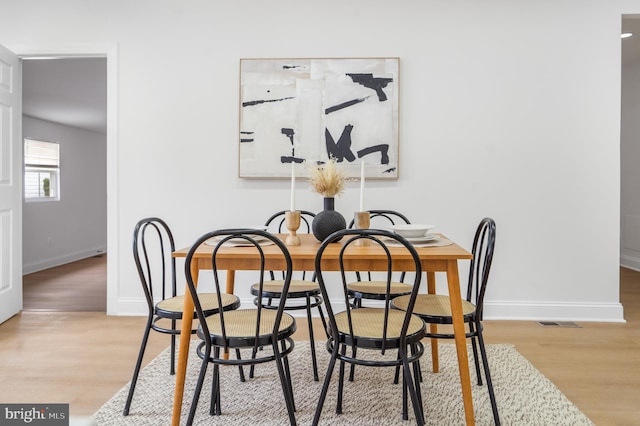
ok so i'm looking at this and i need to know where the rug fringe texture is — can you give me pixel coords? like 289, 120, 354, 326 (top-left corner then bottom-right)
94, 342, 593, 425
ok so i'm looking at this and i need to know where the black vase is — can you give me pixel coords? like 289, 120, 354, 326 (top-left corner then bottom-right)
312, 197, 346, 242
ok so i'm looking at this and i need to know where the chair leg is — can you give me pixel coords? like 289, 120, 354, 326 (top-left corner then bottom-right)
170, 319, 178, 375
477, 329, 500, 426
306, 295, 319, 381
348, 346, 357, 382
210, 364, 220, 416
249, 346, 258, 379
411, 344, 424, 418
280, 339, 296, 412
123, 318, 152, 416
394, 352, 402, 385
312, 344, 339, 426
317, 304, 328, 338
469, 332, 483, 385
273, 341, 297, 425
337, 345, 348, 414
186, 348, 212, 426
337, 362, 346, 414
415, 343, 423, 383
402, 369, 408, 420
400, 344, 424, 421
394, 343, 424, 386
235, 348, 245, 382
400, 346, 425, 426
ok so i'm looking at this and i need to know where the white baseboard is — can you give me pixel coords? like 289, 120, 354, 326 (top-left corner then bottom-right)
621, 254, 640, 272
484, 300, 625, 323
23, 246, 107, 275
113, 296, 626, 323
111, 297, 149, 316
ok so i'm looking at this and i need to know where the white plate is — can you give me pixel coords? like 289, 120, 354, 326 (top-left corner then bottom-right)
385, 234, 439, 244
407, 234, 439, 243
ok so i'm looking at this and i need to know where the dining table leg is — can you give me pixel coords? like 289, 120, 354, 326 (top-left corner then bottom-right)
222, 270, 236, 360
171, 260, 200, 426
225, 270, 236, 294
446, 260, 475, 425
426, 271, 439, 373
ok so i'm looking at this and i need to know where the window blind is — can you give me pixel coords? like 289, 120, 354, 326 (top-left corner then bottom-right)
24, 139, 59, 167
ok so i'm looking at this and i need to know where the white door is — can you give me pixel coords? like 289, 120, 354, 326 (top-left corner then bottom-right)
0, 44, 23, 324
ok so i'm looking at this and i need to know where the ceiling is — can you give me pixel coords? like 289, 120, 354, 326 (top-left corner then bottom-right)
19, 20, 640, 136
22, 57, 107, 135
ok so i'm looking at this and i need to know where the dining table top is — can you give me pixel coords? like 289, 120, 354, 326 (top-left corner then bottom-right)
172, 233, 472, 271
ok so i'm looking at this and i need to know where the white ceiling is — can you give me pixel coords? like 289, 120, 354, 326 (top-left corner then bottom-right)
18, 20, 640, 137
22, 57, 107, 135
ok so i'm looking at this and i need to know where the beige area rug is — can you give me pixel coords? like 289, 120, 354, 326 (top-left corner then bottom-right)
94, 342, 593, 425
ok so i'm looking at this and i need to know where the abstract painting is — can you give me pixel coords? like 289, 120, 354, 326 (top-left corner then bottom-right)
239, 58, 399, 179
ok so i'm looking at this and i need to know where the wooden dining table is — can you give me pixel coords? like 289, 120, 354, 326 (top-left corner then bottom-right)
171, 232, 475, 425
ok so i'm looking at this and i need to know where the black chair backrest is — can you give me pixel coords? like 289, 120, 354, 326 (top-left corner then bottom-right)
266, 210, 316, 233
265, 210, 315, 281
184, 229, 293, 351
467, 218, 496, 320
133, 217, 176, 312
348, 210, 411, 283
348, 209, 410, 229
315, 228, 422, 353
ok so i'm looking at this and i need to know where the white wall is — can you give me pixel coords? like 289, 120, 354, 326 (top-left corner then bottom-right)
22, 116, 107, 273
1, 0, 636, 321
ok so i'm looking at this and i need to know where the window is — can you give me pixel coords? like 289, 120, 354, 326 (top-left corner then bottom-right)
24, 138, 60, 201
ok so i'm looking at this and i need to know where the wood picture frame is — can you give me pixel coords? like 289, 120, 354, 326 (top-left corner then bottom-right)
239, 57, 400, 179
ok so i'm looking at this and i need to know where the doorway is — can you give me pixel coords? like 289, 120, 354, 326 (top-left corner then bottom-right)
621, 16, 640, 273
21, 56, 108, 311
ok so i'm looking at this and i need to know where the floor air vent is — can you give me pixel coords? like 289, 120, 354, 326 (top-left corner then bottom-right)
537, 321, 581, 328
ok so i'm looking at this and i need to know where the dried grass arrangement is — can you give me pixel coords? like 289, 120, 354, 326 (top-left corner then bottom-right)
308, 159, 346, 198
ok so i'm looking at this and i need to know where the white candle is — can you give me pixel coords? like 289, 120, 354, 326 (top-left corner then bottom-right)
359, 161, 365, 212
290, 162, 296, 212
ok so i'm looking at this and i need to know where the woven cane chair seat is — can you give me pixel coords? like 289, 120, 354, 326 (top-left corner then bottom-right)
199, 309, 296, 343
392, 294, 476, 320
347, 280, 412, 299
253, 279, 321, 297
335, 308, 424, 342
156, 293, 240, 318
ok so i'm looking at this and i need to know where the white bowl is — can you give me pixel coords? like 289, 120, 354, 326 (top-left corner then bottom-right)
389, 224, 436, 238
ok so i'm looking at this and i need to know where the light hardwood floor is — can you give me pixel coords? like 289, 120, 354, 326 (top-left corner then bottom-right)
3, 257, 640, 424
22, 255, 107, 312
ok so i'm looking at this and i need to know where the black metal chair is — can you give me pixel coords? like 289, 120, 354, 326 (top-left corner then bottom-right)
184, 229, 297, 426
345, 210, 415, 382
347, 210, 413, 309
250, 210, 327, 381
123, 218, 240, 416
312, 229, 426, 426
391, 217, 500, 425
